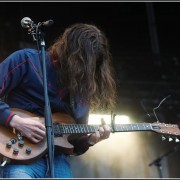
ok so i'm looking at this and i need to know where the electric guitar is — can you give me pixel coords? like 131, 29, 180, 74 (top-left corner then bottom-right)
0, 108, 180, 164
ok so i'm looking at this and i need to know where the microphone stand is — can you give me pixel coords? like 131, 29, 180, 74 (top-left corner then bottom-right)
26, 21, 55, 178
149, 144, 180, 178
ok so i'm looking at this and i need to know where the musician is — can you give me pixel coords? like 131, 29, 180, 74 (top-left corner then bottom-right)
0, 23, 117, 178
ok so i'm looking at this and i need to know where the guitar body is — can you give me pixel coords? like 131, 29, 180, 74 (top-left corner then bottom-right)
0, 108, 79, 164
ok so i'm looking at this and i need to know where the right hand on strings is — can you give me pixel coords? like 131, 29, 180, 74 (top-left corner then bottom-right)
9, 115, 46, 143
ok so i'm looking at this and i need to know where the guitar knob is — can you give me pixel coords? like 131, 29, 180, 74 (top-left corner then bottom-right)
6, 141, 12, 148
13, 147, 19, 154
26, 147, 32, 154
18, 140, 24, 147
169, 137, 173, 142
175, 138, 180, 143
10, 138, 17, 144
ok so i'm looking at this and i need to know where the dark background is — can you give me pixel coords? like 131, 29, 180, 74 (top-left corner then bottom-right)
0, 1, 180, 177
0, 2, 180, 124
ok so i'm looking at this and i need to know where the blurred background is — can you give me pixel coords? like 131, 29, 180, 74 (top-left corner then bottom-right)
0, 1, 180, 178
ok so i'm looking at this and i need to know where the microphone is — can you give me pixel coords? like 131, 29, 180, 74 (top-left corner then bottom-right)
42, 20, 54, 27
21, 17, 54, 29
21, 17, 33, 29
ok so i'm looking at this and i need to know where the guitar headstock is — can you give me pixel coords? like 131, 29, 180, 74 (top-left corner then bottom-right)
151, 122, 180, 142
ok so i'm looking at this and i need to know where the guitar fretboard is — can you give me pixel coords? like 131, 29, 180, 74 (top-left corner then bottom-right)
53, 123, 158, 136
114, 123, 153, 132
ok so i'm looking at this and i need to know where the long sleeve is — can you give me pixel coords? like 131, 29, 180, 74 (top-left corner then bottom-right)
69, 134, 94, 155
0, 49, 27, 126
69, 102, 93, 155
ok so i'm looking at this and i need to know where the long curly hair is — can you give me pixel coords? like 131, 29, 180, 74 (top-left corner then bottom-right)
49, 23, 117, 112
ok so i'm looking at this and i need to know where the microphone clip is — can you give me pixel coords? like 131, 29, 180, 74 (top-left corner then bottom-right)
21, 18, 53, 42
27, 22, 38, 42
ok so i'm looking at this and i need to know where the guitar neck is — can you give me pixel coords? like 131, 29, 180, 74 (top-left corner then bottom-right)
53, 123, 156, 136
11, 108, 177, 137
111, 123, 155, 132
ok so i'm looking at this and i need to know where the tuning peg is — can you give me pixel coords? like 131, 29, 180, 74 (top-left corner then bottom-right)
162, 135, 166, 141
175, 137, 180, 143
169, 137, 173, 142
